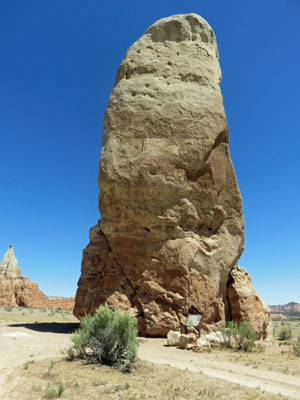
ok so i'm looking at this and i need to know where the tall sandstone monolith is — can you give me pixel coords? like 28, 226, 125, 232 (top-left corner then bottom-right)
74, 13, 271, 338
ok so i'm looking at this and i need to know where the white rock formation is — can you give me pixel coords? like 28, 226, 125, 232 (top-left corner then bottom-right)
0, 245, 21, 277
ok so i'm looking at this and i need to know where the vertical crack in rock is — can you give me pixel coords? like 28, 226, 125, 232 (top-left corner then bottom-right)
226, 269, 234, 322
74, 13, 271, 338
105, 231, 147, 331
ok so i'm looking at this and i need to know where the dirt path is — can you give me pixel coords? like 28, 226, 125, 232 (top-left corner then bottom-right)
139, 339, 300, 400
0, 324, 73, 398
1, 326, 300, 399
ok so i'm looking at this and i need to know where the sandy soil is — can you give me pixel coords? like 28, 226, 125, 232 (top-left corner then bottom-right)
0, 323, 76, 398
139, 338, 300, 399
1, 325, 300, 399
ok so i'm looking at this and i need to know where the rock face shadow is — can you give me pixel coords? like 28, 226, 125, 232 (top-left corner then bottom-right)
8, 322, 80, 334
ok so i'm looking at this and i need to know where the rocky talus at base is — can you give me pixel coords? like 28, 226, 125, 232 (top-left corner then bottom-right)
0, 246, 74, 310
74, 13, 271, 339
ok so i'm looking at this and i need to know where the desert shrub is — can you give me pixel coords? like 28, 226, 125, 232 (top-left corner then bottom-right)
293, 336, 300, 357
278, 326, 292, 341
70, 306, 139, 371
44, 382, 64, 398
43, 360, 56, 378
57, 383, 65, 397
45, 385, 57, 399
220, 321, 258, 352
4, 306, 13, 312
31, 384, 42, 392
255, 343, 265, 353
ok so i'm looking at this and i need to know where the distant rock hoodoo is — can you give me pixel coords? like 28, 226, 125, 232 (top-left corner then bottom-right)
74, 13, 271, 338
0, 245, 74, 310
0, 245, 21, 277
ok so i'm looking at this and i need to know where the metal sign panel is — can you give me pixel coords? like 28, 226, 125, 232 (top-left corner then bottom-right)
185, 314, 202, 327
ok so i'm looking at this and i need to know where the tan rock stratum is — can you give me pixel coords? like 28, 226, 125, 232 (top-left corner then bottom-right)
227, 266, 272, 339
0, 246, 74, 310
74, 13, 271, 337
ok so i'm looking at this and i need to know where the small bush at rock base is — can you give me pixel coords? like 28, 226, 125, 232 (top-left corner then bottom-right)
220, 321, 258, 352
69, 306, 139, 372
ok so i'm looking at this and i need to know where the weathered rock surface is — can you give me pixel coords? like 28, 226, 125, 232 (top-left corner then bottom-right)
194, 337, 210, 351
0, 246, 74, 310
0, 245, 21, 277
167, 330, 181, 346
74, 13, 268, 338
227, 266, 272, 340
179, 333, 197, 349
203, 331, 226, 346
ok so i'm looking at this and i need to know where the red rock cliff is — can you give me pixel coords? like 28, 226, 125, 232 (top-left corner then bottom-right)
0, 246, 74, 310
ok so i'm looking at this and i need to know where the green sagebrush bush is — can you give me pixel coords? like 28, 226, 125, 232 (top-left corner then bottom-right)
69, 306, 139, 372
293, 336, 300, 357
278, 326, 292, 341
220, 321, 258, 352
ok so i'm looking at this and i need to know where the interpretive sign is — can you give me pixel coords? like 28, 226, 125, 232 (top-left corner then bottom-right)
185, 314, 202, 327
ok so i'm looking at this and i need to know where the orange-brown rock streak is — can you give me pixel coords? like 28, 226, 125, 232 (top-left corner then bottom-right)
74, 13, 269, 337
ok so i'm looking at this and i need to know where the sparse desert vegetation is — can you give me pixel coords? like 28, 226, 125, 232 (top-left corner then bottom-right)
293, 336, 300, 357
1, 307, 300, 399
218, 321, 258, 352
8, 357, 283, 400
273, 317, 300, 341
0, 305, 78, 325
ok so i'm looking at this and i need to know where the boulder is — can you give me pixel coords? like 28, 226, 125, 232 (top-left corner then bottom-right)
193, 337, 210, 352
179, 333, 197, 349
204, 331, 227, 346
167, 330, 181, 346
227, 266, 272, 340
74, 13, 267, 339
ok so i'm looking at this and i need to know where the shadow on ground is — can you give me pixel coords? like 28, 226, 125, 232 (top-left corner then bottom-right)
8, 322, 80, 334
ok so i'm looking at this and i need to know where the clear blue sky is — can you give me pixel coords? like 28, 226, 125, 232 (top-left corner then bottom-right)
0, 0, 299, 305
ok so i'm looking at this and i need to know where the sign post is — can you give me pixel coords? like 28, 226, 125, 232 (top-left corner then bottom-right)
185, 314, 202, 335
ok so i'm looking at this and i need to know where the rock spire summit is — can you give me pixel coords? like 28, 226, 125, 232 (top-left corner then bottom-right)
0, 245, 21, 277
